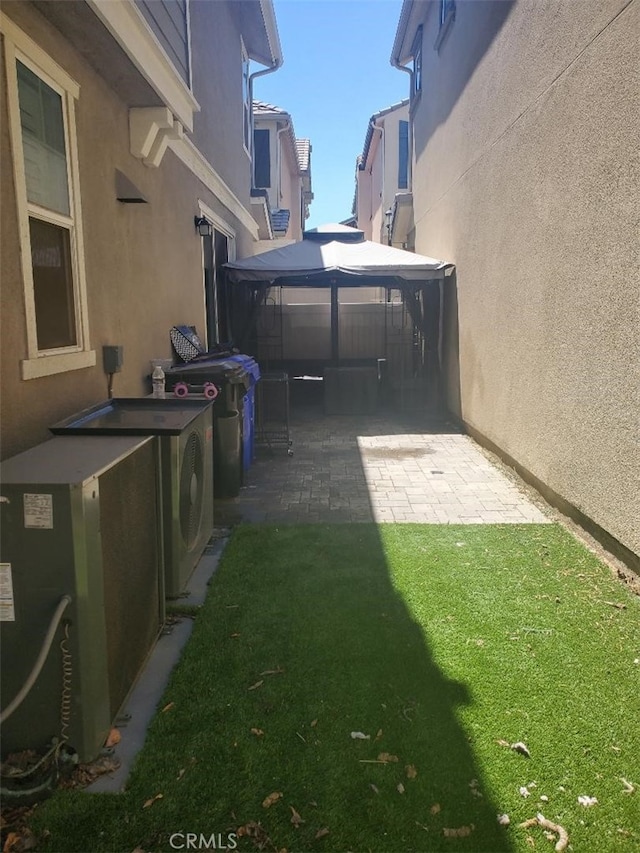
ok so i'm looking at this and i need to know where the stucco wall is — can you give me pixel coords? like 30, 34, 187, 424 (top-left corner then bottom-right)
0, 2, 254, 459
409, 0, 639, 555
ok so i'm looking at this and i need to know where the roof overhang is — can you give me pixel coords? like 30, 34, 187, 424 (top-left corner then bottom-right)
390, 192, 414, 246
391, 0, 424, 67
250, 190, 274, 241
234, 0, 282, 67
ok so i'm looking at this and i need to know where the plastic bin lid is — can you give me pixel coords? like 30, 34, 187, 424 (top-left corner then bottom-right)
226, 354, 260, 383
164, 359, 250, 389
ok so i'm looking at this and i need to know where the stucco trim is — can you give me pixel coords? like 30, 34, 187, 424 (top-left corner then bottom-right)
197, 200, 237, 255
169, 136, 259, 239
86, 0, 200, 131
21, 350, 97, 380
0, 12, 80, 97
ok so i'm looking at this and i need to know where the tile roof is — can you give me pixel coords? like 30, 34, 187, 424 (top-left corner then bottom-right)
359, 99, 410, 168
271, 208, 290, 233
253, 100, 288, 116
296, 139, 311, 172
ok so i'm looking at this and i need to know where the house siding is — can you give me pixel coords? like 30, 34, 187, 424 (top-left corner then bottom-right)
135, 0, 190, 84
406, 0, 639, 556
189, 0, 251, 211
0, 1, 256, 459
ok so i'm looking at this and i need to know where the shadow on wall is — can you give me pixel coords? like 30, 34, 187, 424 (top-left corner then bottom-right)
442, 269, 462, 419
414, 1, 515, 157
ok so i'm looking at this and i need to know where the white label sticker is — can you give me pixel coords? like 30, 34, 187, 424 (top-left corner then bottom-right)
0, 563, 15, 621
24, 493, 53, 529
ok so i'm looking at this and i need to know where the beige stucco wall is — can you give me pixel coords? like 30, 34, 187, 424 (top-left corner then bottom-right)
253, 116, 303, 241
408, 0, 639, 555
357, 103, 409, 245
0, 2, 256, 459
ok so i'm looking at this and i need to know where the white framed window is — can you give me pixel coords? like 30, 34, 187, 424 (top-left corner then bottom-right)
241, 39, 251, 156
1, 15, 94, 379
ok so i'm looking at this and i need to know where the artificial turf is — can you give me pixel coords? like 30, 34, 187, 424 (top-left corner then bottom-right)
32, 523, 639, 852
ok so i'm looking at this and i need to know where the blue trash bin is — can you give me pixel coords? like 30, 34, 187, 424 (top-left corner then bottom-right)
227, 355, 260, 471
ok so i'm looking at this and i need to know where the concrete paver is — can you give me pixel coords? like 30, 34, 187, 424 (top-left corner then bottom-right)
215, 405, 550, 526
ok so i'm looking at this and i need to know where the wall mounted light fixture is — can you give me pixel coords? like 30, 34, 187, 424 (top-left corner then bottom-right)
384, 208, 393, 245
194, 216, 213, 237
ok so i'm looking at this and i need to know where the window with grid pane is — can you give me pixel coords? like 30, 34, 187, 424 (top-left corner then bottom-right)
17, 60, 77, 351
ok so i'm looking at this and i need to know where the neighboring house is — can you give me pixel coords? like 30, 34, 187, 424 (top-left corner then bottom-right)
391, 0, 639, 564
354, 99, 410, 247
252, 100, 313, 251
0, 0, 284, 459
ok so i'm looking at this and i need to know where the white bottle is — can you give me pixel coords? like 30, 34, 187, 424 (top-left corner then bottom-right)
152, 365, 166, 398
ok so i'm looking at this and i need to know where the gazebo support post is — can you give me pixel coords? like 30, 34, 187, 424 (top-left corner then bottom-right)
330, 282, 339, 365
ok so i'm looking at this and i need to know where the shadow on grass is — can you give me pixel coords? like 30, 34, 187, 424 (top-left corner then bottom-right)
128, 524, 514, 853
33, 524, 514, 852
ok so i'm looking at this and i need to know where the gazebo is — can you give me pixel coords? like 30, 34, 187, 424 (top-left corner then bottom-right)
224, 224, 454, 410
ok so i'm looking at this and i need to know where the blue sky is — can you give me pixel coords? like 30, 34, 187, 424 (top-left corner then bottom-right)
254, 0, 407, 228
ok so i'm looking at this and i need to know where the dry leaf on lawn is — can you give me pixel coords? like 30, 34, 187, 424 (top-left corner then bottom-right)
621, 778, 635, 794
377, 752, 399, 763
176, 769, 186, 781
430, 803, 441, 815
230, 633, 240, 638
261, 667, 284, 676
290, 806, 304, 827
406, 764, 417, 779
251, 728, 265, 737
105, 728, 121, 747
443, 825, 474, 838
3, 829, 37, 853
142, 793, 163, 809
375, 729, 383, 741
397, 783, 405, 794
161, 702, 175, 714
350, 732, 370, 740
315, 828, 329, 840
511, 741, 531, 758
310, 719, 318, 727
248, 680, 264, 691
369, 784, 379, 794
262, 791, 283, 808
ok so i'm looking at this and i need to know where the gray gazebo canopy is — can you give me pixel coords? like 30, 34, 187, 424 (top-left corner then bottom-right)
224, 223, 452, 287
223, 224, 453, 375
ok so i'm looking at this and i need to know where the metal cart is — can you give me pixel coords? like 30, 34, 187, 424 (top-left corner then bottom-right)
256, 372, 292, 454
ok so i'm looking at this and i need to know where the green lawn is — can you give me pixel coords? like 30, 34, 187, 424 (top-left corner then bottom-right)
33, 524, 639, 852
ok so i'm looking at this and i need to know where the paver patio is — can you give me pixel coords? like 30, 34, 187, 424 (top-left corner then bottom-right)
214, 400, 550, 526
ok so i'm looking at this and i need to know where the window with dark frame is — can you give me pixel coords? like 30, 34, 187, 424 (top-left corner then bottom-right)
439, 0, 456, 30
253, 128, 271, 188
411, 26, 423, 99
398, 120, 409, 190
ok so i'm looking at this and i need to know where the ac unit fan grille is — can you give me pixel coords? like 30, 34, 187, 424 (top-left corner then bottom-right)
180, 430, 204, 548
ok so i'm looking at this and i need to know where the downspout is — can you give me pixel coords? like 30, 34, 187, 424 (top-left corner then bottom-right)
249, 0, 283, 186
390, 60, 414, 212
277, 124, 289, 210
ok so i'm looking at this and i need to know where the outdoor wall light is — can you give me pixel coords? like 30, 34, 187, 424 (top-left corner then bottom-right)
194, 216, 213, 237
384, 208, 393, 245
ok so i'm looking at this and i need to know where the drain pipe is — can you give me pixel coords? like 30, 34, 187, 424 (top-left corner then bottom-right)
249, 1, 284, 183
1, 595, 72, 723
